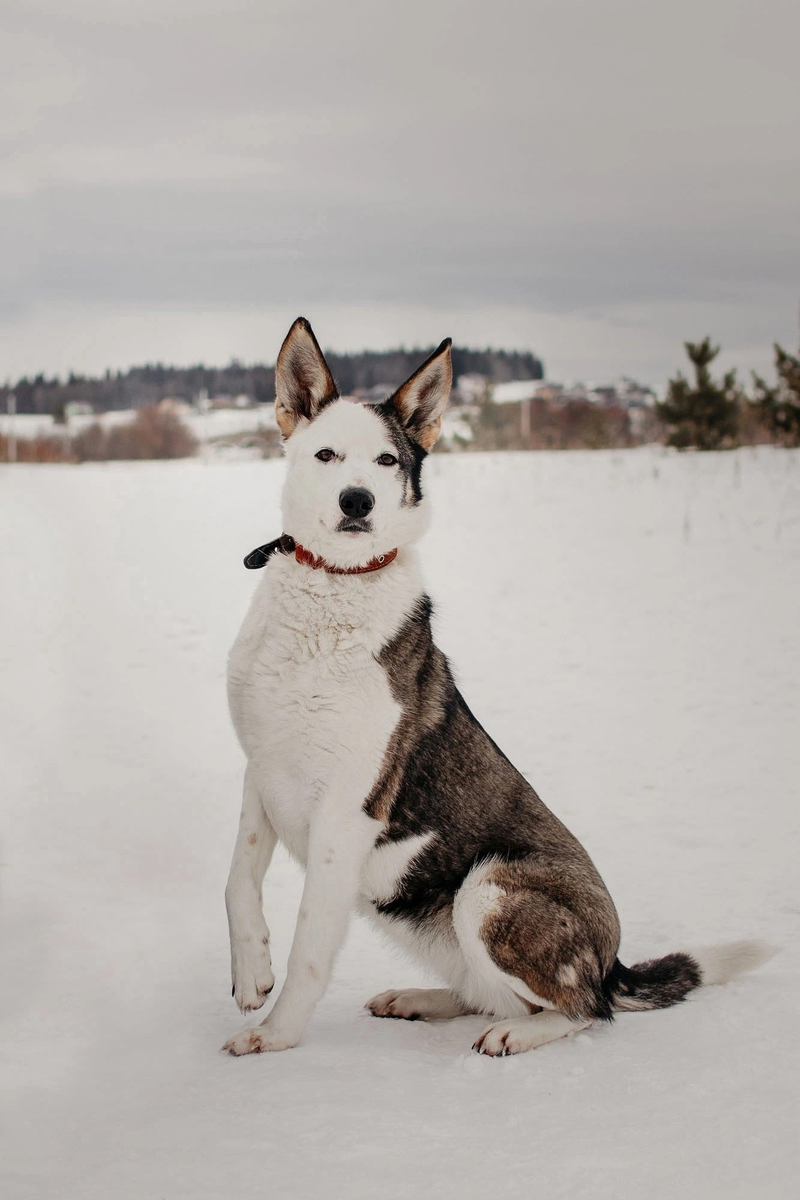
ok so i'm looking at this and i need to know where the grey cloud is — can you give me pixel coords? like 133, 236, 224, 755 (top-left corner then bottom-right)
1, 0, 798, 375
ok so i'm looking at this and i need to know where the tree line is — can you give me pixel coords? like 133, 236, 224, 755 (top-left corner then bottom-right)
1, 346, 544, 417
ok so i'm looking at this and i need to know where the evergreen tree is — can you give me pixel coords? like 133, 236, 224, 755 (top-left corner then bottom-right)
657, 337, 740, 450
750, 343, 800, 447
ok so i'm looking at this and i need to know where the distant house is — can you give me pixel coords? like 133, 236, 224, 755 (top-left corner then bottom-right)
491, 380, 561, 405
455, 374, 489, 404
190, 389, 253, 412
614, 377, 657, 409
560, 382, 589, 402
492, 377, 656, 410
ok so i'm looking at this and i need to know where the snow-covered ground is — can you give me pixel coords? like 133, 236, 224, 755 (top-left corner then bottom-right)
1, 447, 798, 1199
0, 406, 277, 445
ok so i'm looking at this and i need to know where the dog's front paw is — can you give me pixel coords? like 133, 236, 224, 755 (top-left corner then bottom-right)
231, 937, 275, 1013
222, 1021, 298, 1056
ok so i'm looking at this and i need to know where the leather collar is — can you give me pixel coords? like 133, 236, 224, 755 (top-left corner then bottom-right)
244, 534, 398, 575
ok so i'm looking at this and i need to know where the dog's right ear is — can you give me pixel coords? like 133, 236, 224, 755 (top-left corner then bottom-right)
275, 318, 338, 437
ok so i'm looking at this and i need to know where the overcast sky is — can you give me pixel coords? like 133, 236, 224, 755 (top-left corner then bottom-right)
2, 0, 798, 387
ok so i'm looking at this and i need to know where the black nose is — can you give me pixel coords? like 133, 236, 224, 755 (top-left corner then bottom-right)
339, 487, 374, 519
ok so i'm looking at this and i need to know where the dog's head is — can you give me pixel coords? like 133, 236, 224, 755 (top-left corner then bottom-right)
276, 318, 452, 567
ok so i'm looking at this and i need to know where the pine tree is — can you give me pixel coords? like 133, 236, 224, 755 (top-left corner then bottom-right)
657, 337, 740, 450
750, 344, 800, 447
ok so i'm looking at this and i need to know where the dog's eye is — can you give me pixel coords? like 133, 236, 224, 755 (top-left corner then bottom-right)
377, 453, 398, 467
315, 448, 336, 463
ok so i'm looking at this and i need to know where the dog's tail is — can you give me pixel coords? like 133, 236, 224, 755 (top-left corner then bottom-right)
605, 940, 774, 1014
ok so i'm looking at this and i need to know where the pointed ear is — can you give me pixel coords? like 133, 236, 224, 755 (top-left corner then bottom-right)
388, 338, 452, 450
275, 317, 338, 437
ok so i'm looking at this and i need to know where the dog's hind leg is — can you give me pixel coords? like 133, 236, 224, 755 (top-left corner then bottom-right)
225, 764, 278, 1013
451, 857, 620, 1055
366, 988, 473, 1021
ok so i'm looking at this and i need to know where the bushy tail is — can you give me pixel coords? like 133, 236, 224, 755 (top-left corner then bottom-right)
606, 940, 774, 1014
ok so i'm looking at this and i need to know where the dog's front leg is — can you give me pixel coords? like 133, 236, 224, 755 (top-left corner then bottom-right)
225, 765, 278, 1012
223, 799, 380, 1055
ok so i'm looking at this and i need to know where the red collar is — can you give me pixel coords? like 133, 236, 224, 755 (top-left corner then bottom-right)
294, 543, 398, 575
242, 534, 397, 575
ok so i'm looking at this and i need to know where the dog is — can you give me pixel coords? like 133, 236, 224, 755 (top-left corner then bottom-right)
222, 317, 770, 1057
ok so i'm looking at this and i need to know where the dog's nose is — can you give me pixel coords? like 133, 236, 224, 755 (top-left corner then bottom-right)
339, 487, 375, 519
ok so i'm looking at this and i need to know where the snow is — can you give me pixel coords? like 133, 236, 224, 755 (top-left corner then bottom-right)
1, 447, 798, 1199
0, 406, 277, 445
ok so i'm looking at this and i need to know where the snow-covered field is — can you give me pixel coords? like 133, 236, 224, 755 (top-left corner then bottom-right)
0, 406, 277, 445
1, 448, 798, 1199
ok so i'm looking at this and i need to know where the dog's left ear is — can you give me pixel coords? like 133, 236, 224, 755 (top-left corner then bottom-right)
275, 317, 339, 437
388, 338, 453, 450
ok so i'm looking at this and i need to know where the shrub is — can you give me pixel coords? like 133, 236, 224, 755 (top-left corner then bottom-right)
71, 422, 109, 462
71, 407, 198, 462
750, 344, 800, 447
0, 431, 73, 463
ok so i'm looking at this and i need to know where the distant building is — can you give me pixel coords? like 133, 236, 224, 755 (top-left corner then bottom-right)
491, 380, 561, 405
491, 377, 656, 410
613, 377, 657, 409
455, 374, 489, 404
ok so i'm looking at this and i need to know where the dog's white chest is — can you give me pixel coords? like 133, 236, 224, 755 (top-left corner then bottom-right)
227, 557, 411, 863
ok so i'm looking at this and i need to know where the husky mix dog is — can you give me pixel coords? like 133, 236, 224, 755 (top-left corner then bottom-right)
222, 318, 769, 1057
